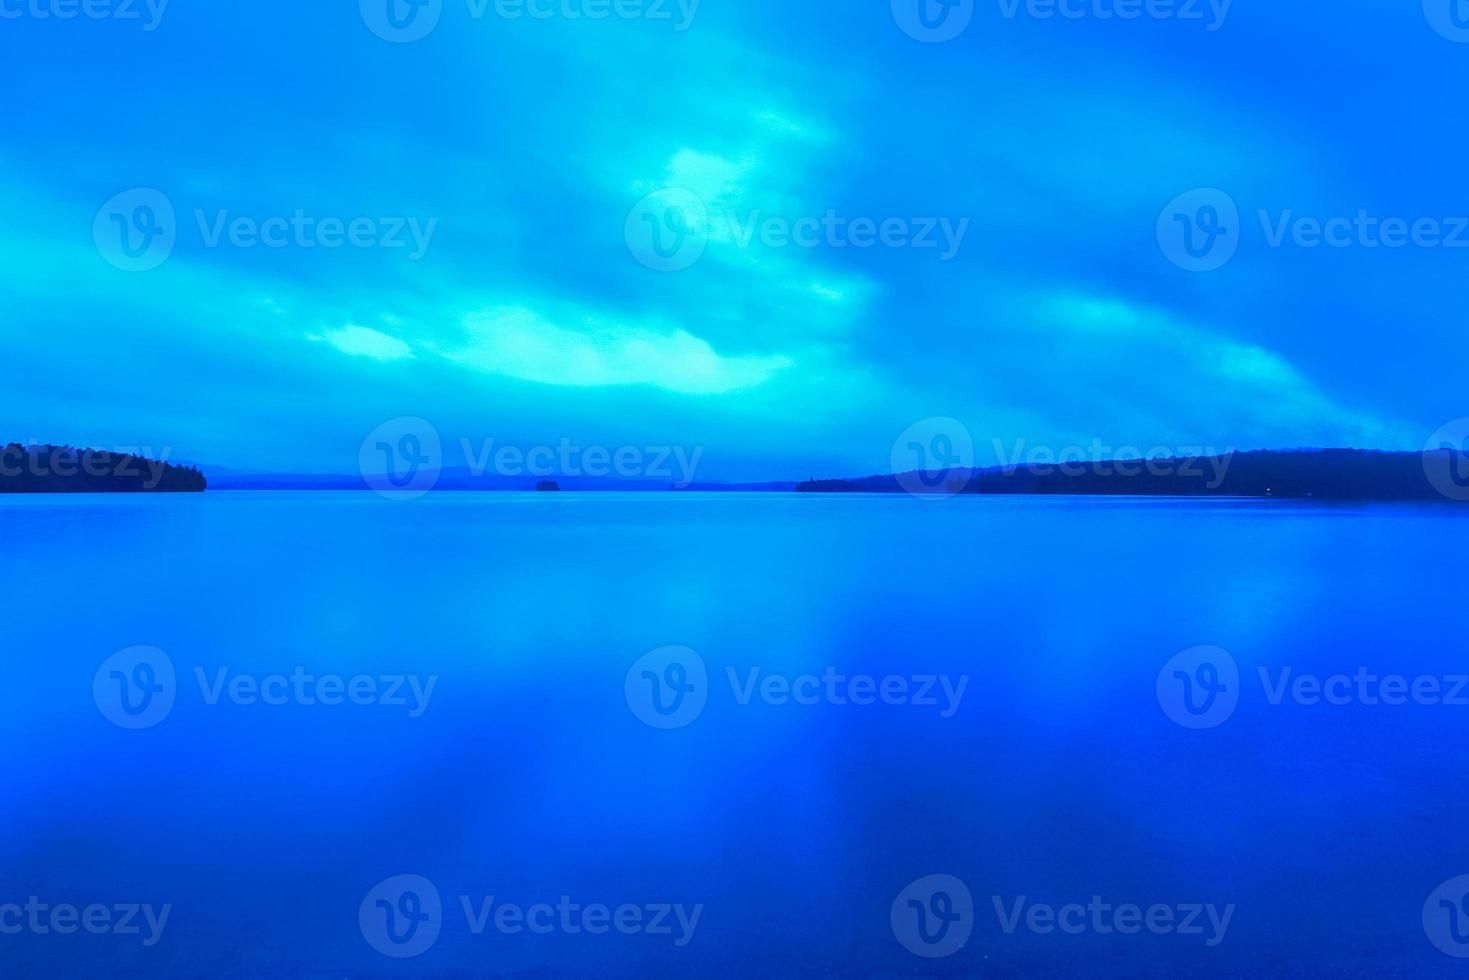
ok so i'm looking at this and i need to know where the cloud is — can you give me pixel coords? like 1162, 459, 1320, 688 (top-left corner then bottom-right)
8, 8, 1456, 478
444, 306, 791, 395
1028, 293, 1403, 447
309, 325, 415, 362
649, 148, 753, 207
752, 109, 830, 143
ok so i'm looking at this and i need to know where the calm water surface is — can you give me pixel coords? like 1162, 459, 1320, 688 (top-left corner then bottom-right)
3, 492, 1468, 977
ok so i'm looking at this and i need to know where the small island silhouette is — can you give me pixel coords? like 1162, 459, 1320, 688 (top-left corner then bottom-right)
1, 444, 206, 493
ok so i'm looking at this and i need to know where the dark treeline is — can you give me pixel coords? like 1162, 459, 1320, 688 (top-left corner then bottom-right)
0, 444, 207, 493
799, 449, 1469, 501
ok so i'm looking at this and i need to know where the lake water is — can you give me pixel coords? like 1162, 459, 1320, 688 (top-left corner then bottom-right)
3, 491, 1468, 977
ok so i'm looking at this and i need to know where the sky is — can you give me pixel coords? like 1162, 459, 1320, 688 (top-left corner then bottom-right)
3, 0, 1467, 482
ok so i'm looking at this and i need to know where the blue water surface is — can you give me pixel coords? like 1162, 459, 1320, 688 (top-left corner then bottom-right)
3, 492, 1468, 978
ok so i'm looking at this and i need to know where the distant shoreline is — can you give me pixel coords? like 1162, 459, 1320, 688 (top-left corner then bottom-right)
218, 448, 1467, 503
7, 445, 1467, 503
798, 448, 1467, 503
0, 445, 206, 494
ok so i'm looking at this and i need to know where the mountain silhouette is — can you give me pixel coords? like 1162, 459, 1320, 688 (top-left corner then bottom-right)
1, 444, 207, 493
799, 449, 1469, 501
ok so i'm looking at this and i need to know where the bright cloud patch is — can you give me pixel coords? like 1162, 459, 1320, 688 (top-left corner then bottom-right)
446, 306, 791, 395
1028, 294, 1402, 447
657, 148, 751, 205
311, 325, 414, 362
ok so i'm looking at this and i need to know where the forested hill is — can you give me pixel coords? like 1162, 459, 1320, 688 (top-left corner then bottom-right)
0, 445, 207, 493
799, 449, 1469, 502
